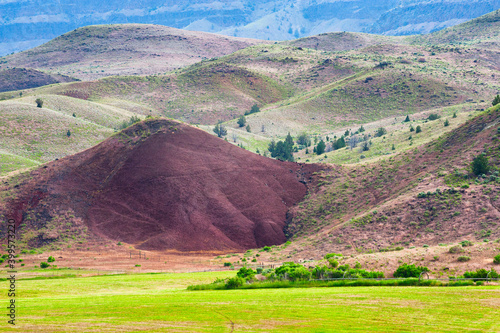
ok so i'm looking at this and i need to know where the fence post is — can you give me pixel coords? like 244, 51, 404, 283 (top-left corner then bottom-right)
419, 271, 429, 282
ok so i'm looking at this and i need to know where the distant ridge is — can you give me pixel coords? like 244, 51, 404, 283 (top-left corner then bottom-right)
0, 0, 498, 56
0, 24, 266, 80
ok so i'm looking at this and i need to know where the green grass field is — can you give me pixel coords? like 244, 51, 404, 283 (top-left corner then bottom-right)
3, 271, 499, 332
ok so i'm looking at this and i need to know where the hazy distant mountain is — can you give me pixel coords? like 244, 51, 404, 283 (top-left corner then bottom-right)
1, 0, 499, 56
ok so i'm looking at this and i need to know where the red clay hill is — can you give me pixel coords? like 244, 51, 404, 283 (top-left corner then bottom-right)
2, 119, 322, 252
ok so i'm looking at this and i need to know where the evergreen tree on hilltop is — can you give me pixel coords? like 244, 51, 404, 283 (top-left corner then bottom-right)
316, 140, 326, 155
493, 95, 500, 106
237, 115, 246, 127
267, 133, 295, 162
213, 121, 227, 138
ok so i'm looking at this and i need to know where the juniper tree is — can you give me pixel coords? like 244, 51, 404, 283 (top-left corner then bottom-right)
493, 94, 500, 106
237, 115, 246, 127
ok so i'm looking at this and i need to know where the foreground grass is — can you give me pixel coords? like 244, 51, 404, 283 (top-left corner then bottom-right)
2, 271, 499, 332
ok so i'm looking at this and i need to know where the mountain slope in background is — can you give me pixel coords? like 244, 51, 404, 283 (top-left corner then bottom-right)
0, 25, 264, 80
0, 68, 78, 93
1, 0, 499, 56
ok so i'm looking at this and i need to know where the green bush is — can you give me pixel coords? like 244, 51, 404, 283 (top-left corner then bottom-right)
40, 262, 50, 268
457, 256, 471, 262
225, 277, 244, 289
223, 262, 232, 267
463, 268, 498, 281
493, 94, 500, 106
245, 104, 260, 115
275, 262, 312, 281
328, 259, 339, 268
375, 127, 387, 137
428, 113, 440, 120
460, 240, 473, 247
449, 245, 464, 253
236, 267, 256, 280
47, 256, 55, 263
324, 253, 343, 259
471, 154, 490, 176
237, 115, 246, 127
493, 254, 500, 264
393, 264, 429, 278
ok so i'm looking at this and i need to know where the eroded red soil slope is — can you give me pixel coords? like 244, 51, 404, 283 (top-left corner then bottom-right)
2, 119, 321, 252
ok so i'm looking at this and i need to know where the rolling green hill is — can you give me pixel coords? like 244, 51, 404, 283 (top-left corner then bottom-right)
277, 103, 500, 260
0, 12, 498, 176
412, 10, 500, 47
0, 94, 142, 175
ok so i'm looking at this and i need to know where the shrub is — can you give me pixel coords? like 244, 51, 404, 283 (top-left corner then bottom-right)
118, 115, 142, 130
444, 119, 449, 127
449, 245, 464, 253
393, 264, 429, 278
463, 268, 498, 281
328, 259, 339, 268
35, 98, 43, 108
275, 262, 311, 281
245, 104, 260, 115
236, 267, 256, 280
324, 253, 343, 259
457, 256, 471, 262
493, 254, 500, 264
493, 94, 500, 106
460, 240, 473, 247
428, 113, 440, 121
223, 262, 232, 267
471, 154, 490, 176
263, 246, 271, 252
237, 115, 246, 127
225, 277, 244, 289
40, 262, 50, 268
316, 140, 326, 155
47, 256, 55, 263
375, 127, 387, 137
213, 121, 227, 138
415, 125, 422, 133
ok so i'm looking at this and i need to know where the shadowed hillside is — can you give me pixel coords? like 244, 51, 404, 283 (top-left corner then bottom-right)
0, 68, 78, 93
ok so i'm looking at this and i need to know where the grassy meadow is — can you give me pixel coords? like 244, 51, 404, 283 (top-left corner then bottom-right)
2, 271, 500, 332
